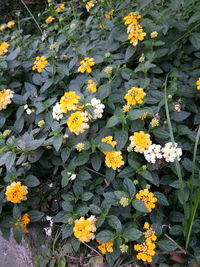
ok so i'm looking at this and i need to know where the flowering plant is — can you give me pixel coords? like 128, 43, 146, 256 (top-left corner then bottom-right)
0, 0, 200, 266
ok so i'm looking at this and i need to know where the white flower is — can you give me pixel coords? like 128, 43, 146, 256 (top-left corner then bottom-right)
48, 183, 53, 188
63, 134, 69, 138
44, 227, 52, 236
70, 174, 76, 180
52, 102, 63, 120
86, 98, 105, 119
24, 104, 28, 110
162, 142, 182, 162
26, 108, 32, 115
144, 144, 163, 164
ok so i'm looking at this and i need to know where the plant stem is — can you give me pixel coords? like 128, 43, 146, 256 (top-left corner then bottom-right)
20, 0, 43, 36
164, 74, 187, 216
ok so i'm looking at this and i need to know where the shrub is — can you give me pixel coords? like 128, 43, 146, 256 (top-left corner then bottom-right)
0, 0, 200, 265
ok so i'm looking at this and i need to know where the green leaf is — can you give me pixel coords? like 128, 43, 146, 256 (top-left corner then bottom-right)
89, 204, 102, 214
108, 215, 122, 232
24, 175, 40, 187
13, 204, 21, 219
123, 178, 136, 196
99, 142, 115, 152
123, 226, 142, 241
105, 115, 120, 128
125, 46, 136, 61
132, 199, 149, 213
171, 111, 191, 122
139, 170, 153, 182
97, 84, 111, 100
29, 210, 44, 222
82, 192, 94, 201
13, 226, 22, 244
7, 47, 20, 61
61, 170, 69, 188
85, 105, 94, 117
57, 256, 66, 267
115, 130, 128, 150
158, 239, 179, 252
154, 192, 169, 206
91, 154, 102, 171
53, 135, 63, 152
77, 169, 91, 180
190, 33, 200, 50
127, 108, 154, 120
96, 230, 114, 242
73, 153, 90, 167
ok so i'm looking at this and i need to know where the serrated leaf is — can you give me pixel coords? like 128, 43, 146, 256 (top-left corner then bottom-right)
132, 199, 149, 213
123, 226, 142, 241
13, 226, 22, 244
158, 239, 179, 252
24, 175, 40, 187
96, 230, 114, 242
108, 215, 122, 232
105, 115, 120, 128
154, 192, 169, 206
115, 130, 128, 150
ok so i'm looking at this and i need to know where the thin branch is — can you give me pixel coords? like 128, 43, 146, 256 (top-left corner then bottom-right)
83, 242, 103, 257
157, 250, 186, 255
164, 234, 187, 254
84, 166, 106, 177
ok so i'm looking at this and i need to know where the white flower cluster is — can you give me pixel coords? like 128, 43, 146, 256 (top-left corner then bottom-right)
68, 172, 76, 180
144, 142, 182, 164
52, 102, 63, 121
44, 216, 53, 236
144, 144, 163, 163
86, 98, 105, 119
162, 142, 182, 162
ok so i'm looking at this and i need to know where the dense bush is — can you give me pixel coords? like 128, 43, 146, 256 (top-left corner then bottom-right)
0, 0, 200, 266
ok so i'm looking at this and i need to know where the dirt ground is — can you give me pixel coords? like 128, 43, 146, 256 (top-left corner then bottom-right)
0, 234, 33, 267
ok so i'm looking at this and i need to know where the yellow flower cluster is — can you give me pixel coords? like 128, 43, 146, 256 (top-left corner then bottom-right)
105, 10, 114, 19
5, 182, 28, 204
134, 223, 157, 263
45, 16, 55, 23
60, 92, 80, 113
135, 189, 157, 212
105, 151, 124, 170
86, 80, 97, 93
124, 87, 145, 106
102, 136, 116, 148
15, 213, 30, 233
101, 136, 124, 170
124, 12, 146, 46
86, 0, 95, 12
140, 112, 148, 120
78, 57, 95, 73
97, 240, 113, 254
0, 21, 15, 31
0, 42, 10, 55
67, 111, 89, 135
129, 131, 152, 153
32, 56, 48, 72
55, 3, 65, 12
196, 78, 200, 90
73, 216, 96, 242
0, 89, 14, 111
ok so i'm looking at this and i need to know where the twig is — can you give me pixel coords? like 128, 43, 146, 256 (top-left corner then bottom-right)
83, 242, 102, 257
164, 234, 187, 254
84, 166, 106, 177
157, 250, 186, 255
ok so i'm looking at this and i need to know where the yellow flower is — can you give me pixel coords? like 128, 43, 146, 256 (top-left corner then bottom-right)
45, 16, 55, 23
120, 244, 128, 253
97, 240, 113, 254
143, 227, 157, 242
5, 182, 28, 204
129, 131, 152, 153
55, 3, 65, 12
102, 136, 116, 148
119, 197, 129, 207
67, 111, 89, 135
105, 10, 114, 19
105, 151, 124, 170
15, 213, 30, 233
7, 21, 15, 29
86, 0, 95, 12
144, 222, 150, 229
134, 241, 156, 263
0, 25, 7, 31
86, 80, 97, 93
73, 216, 96, 242
60, 92, 80, 113
124, 12, 146, 46
78, 57, 95, 73
122, 104, 131, 113
135, 189, 157, 212
124, 87, 145, 106
75, 142, 85, 152
196, 78, 200, 90
140, 112, 148, 120
150, 118, 159, 127
32, 56, 48, 72
0, 42, 10, 55
0, 89, 14, 110
150, 31, 158, 38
